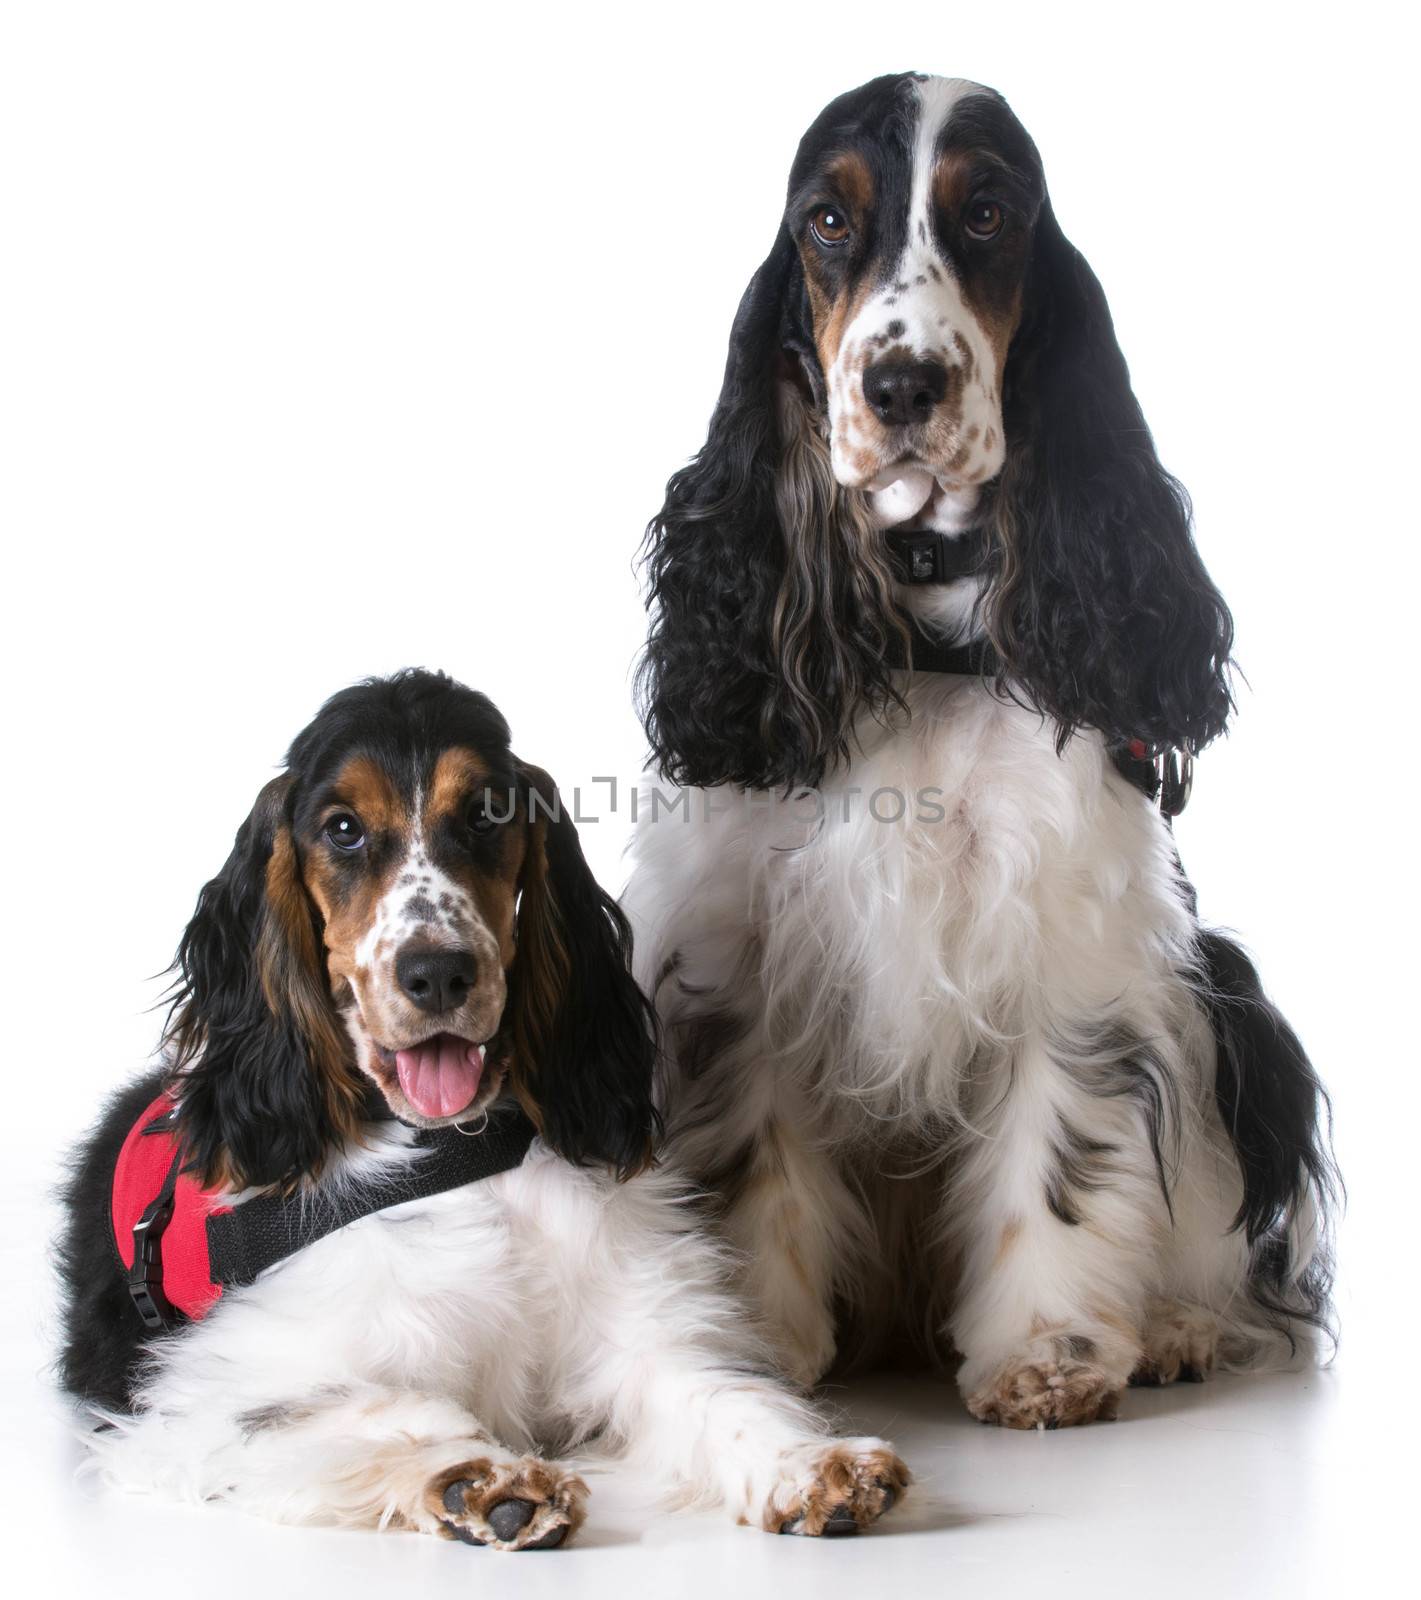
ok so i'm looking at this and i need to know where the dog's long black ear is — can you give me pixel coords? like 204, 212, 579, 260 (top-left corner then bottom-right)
988, 199, 1234, 753
638, 228, 905, 791
165, 776, 361, 1190
507, 765, 659, 1179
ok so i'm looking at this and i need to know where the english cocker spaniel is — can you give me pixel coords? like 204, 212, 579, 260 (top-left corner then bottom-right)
627, 74, 1337, 1428
58, 670, 906, 1544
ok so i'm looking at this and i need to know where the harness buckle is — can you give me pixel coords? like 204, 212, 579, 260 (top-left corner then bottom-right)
128, 1186, 177, 1331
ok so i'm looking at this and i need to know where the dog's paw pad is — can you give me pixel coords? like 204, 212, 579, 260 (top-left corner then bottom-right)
521, 1523, 569, 1550
439, 1479, 487, 1545
485, 1499, 537, 1542
430, 1460, 587, 1551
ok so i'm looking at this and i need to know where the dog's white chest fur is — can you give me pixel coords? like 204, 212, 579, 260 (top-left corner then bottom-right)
630, 677, 1192, 1129
624, 683, 1300, 1410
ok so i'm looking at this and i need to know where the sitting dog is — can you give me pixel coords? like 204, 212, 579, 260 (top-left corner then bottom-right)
627, 74, 1336, 1426
57, 669, 906, 1546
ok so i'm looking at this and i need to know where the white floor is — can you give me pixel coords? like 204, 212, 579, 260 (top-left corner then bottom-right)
3, 1347, 1393, 1600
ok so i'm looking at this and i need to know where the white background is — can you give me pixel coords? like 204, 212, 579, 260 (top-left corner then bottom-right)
1, 2, 1415, 1594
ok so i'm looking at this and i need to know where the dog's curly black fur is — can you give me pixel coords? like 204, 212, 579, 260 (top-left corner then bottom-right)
988, 193, 1234, 756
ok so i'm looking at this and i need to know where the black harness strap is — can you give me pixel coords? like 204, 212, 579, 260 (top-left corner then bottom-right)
206, 1106, 538, 1291
887, 624, 999, 678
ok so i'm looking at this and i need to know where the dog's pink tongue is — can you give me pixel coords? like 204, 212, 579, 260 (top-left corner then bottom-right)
395, 1035, 485, 1118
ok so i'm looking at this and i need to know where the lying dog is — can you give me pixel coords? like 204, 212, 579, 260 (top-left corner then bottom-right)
57, 669, 906, 1546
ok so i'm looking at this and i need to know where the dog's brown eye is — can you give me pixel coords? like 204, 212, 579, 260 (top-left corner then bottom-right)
810, 206, 851, 247
965, 199, 1004, 240
324, 813, 364, 852
466, 798, 496, 835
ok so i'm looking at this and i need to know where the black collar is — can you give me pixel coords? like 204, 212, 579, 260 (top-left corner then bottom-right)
882, 527, 998, 675
876, 552, 1185, 815
885, 525, 991, 586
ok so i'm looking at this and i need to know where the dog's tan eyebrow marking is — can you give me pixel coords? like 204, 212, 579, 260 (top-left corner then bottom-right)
328, 755, 406, 836
426, 746, 496, 830
930, 148, 974, 214
823, 149, 874, 213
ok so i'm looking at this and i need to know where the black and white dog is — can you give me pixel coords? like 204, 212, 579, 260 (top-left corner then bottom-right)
58, 671, 906, 1543
627, 75, 1336, 1427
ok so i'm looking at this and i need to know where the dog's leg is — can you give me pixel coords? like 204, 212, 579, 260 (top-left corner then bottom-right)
634, 815, 873, 1389
943, 1026, 1174, 1428
617, 1365, 907, 1537
677, 1073, 868, 1388
724, 1106, 864, 1388
1131, 1297, 1220, 1385
86, 1381, 587, 1548
566, 1173, 907, 1535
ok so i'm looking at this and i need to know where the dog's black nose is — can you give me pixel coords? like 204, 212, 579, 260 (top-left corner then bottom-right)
863, 356, 948, 426
396, 947, 477, 1014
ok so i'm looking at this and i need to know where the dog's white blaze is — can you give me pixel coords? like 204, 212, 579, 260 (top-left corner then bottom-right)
908, 76, 981, 242
350, 788, 504, 1053
827, 74, 1006, 506
353, 790, 492, 974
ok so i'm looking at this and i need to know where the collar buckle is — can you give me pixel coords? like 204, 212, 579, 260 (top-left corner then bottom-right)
885, 527, 989, 587
892, 532, 948, 583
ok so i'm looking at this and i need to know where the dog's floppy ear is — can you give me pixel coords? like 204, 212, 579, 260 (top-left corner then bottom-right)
507, 765, 658, 1179
988, 198, 1234, 753
638, 226, 905, 792
165, 775, 361, 1190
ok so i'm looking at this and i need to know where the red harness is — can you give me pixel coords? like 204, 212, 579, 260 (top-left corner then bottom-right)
109, 1088, 539, 1331
111, 1092, 229, 1322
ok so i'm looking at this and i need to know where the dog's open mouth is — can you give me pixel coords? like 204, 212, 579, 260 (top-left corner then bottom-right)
373, 1033, 487, 1119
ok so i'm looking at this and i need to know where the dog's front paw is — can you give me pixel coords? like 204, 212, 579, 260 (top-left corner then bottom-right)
1131, 1299, 1219, 1386
965, 1350, 1124, 1429
765, 1438, 908, 1537
429, 1458, 588, 1550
